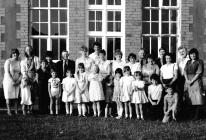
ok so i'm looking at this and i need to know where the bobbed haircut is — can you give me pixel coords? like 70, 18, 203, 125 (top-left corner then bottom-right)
188, 48, 199, 60
10, 48, 20, 58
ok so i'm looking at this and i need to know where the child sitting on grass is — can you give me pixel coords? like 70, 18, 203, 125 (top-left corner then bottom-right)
162, 85, 178, 123
48, 69, 61, 115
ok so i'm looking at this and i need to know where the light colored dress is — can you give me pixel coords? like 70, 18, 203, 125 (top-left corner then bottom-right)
76, 57, 94, 74
131, 80, 148, 104
112, 60, 125, 75
125, 62, 141, 75
48, 78, 61, 97
184, 60, 204, 105
75, 72, 89, 103
88, 73, 105, 102
98, 60, 111, 78
3, 58, 21, 99
120, 75, 134, 102
89, 52, 100, 64
62, 77, 76, 102
112, 78, 121, 102
142, 64, 159, 83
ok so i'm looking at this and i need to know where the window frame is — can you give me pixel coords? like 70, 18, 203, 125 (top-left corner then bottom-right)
141, 0, 181, 58
29, 0, 70, 60
86, 0, 126, 60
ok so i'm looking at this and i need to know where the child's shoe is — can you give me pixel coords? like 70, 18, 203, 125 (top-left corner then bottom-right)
116, 115, 122, 119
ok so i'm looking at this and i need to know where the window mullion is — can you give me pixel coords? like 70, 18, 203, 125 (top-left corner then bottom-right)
48, 0, 51, 51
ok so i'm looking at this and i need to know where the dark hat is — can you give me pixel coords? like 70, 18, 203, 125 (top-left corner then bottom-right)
45, 51, 53, 57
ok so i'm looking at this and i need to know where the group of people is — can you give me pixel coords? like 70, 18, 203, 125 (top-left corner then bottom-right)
3, 42, 205, 123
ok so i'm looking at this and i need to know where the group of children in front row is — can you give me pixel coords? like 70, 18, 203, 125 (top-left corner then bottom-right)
34, 60, 178, 123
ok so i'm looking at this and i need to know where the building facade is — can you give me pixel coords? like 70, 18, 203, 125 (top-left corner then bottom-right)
0, 0, 206, 89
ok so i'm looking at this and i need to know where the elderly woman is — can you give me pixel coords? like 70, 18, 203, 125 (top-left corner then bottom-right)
20, 45, 40, 115
184, 48, 204, 119
142, 55, 159, 84
76, 45, 94, 74
3, 49, 22, 115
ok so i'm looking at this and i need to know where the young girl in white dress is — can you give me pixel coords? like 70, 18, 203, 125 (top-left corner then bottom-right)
131, 71, 148, 120
48, 70, 61, 115
120, 66, 134, 119
112, 68, 123, 119
62, 69, 76, 115
88, 65, 105, 117
75, 63, 89, 117
125, 53, 141, 75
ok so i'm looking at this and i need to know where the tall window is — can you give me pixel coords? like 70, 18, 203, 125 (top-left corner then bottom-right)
30, 0, 69, 60
87, 0, 125, 60
142, 0, 181, 59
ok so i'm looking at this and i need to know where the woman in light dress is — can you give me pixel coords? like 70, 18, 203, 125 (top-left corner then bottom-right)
125, 53, 141, 75
3, 49, 22, 115
20, 45, 40, 115
112, 49, 125, 75
76, 45, 94, 74
142, 55, 159, 84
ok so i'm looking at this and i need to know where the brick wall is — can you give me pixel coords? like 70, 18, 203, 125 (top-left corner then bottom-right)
125, 0, 142, 60
69, 0, 86, 60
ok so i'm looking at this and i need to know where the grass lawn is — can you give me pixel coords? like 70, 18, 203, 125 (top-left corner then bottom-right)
1, 113, 206, 140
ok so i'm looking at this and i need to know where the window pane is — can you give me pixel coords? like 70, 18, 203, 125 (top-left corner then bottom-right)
60, 23, 67, 35
108, 11, 114, 21
32, 10, 39, 22
142, 9, 150, 21
89, 22, 95, 31
51, 23, 58, 35
107, 22, 113, 31
51, 0, 58, 7
32, 23, 39, 35
32, 39, 39, 56
115, 11, 121, 21
115, 0, 121, 5
32, 0, 39, 7
143, 37, 150, 55
89, 11, 95, 20
115, 22, 121, 32
40, 10, 48, 22
171, 0, 177, 6
40, 23, 48, 35
51, 10, 58, 22
97, 0, 102, 5
96, 22, 102, 31
96, 38, 102, 47
171, 37, 177, 56
60, 39, 66, 56
161, 37, 169, 52
151, 23, 158, 34
171, 10, 177, 21
151, 0, 159, 7
162, 23, 169, 34
115, 38, 121, 50
40, 0, 48, 7
171, 23, 177, 34
89, 0, 95, 5
151, 37, 158, 58
142, 22, 150, 34
107, 38, 114, 60
142, 0, 150, 7
60, 10, 67, 22
162, 10, 169, 21
151, 10, 158, 21
108, 0, 114, 5
60, 0, 67, 7
163, 0, 169, 6
40, 39, 47, 60
89, 37, 95, 54
96, 11, 102, 20
52, 39, 59, 60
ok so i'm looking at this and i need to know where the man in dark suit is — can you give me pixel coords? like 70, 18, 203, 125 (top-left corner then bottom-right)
56, 50, 75, 114
155, 48, 166, 68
